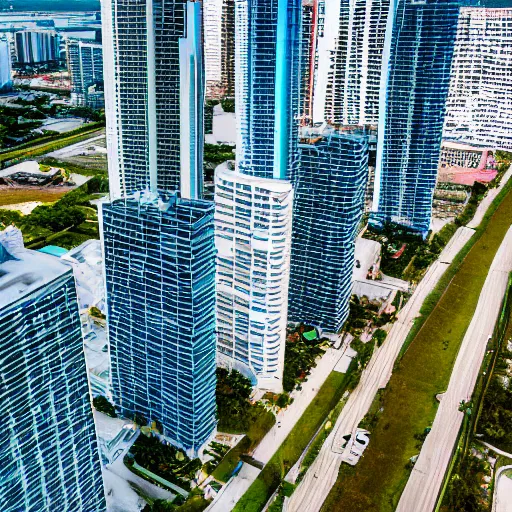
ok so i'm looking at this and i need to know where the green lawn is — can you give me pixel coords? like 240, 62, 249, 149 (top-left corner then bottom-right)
233, 370, 353, 512
321, 183, 512, 512
212, 404, 275, 483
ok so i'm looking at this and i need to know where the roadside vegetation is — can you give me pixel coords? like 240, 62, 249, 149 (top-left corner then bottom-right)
440, 275, 512, 511
210, 368, 275, 482
320, 180, 512, 512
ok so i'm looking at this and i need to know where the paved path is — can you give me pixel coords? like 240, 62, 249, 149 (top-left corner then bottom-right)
494, 466, 512, 512
206, 347, 348, 512
287, 227, 475, 512
397, 226, 512, 512
468, 165, 512, 229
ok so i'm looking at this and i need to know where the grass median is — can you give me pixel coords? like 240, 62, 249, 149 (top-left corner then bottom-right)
233, 369, 353, 512
321, 181, 512, 512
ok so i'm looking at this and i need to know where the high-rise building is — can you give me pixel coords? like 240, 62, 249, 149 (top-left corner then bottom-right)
444, 8, 512, 150
100, 194, 216, 456
102, 0, 203, 199
220, 0, 235, 97
101, 0, 216, 455
204, 0, 223, 93
235, 0, 302, 182
0, 242, 106, 511
372, 0, 464, 235
215, 0, 301, 391
215, 166, 293, 392
324, 0, 390, 126
300, 0, 319, 125
15, 30, 60, 64
288, 126, 369, 331
0, 37, 12, 93
203, 0, 235, 98
67, 39, 104, 108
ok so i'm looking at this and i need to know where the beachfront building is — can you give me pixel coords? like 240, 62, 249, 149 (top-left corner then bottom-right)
15, 30, 60, 64
372, 0, 464, 235
0, 242, 105, 511
288, 126, 369, 331
100, 0, 216, 455
444, 8, 512, 150
215, 166, 293, 392
67, 39, 104, 108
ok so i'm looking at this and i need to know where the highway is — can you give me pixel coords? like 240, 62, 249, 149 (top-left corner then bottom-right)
287, 226, 475, 512
396, 226, 512, 512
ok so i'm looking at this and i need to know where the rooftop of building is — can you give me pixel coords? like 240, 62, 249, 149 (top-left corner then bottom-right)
0, 236, 72, 310
298, 123, 370, 146
215, 161, 293, 191
103, 189, 215, 224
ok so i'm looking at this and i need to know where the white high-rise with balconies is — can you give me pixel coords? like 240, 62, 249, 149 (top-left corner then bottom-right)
443, 8, 512, 150
215, 166, 293, 392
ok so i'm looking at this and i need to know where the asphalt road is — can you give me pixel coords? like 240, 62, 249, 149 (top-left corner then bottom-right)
287, 227, 476, 512
396, 226, 512, 512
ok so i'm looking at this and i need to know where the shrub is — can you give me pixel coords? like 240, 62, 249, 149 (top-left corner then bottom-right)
93, 396, 116, 418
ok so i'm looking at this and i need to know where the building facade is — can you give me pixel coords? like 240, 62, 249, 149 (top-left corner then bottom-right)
372, 0, 463, 234
444, 8, 512, 150
324, 0, 390, 126
220, 0, 235, 97
0, 37, 12, 93
101, 0, 216, 455
215, 166, 293, 392
203, 0, 223, 93
102, 0, 204, 198
15, 30, 60, 64
235, 0, 302, 182
300, 0, 318, 125
0, 243, 105, 511
288, 126, 369, 331
100, 195, 217, 456
67, 39, 104, 108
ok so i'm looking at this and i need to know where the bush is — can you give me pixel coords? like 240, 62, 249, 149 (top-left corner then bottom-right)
93, 396, 116, 418
221, 98, 235, 113
25, 204, 86, 232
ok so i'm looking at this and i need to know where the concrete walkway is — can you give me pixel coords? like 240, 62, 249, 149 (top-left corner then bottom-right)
397, 226, 512, 512
287, 226, 475, 512
494, 466, 512, 512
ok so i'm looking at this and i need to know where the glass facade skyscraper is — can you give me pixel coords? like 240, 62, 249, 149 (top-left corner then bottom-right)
0, 37, 12, 94
289, 127, 369, 331
372, 0, 464, 234
100, 195, 216, 455
102, 0, 203, 199
235, 0, 302, 181
0, 244, 105, 512
101, 1, 216, 455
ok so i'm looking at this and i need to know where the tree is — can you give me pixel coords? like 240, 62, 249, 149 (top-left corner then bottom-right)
92, 396, 116, 418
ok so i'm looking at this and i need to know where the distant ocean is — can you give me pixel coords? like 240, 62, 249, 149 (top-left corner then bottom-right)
0, 0, 100, 11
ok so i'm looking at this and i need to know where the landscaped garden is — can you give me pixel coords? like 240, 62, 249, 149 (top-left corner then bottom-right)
0, 174, 108, 250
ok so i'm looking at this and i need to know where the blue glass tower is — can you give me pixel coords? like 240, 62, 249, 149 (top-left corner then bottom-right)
289, 127, 369, 331
235, 0, 302, 181
101, 1, 216, 454
372, 0, 464, 235
0, 244, 105, 511
100, 195, 216, 455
